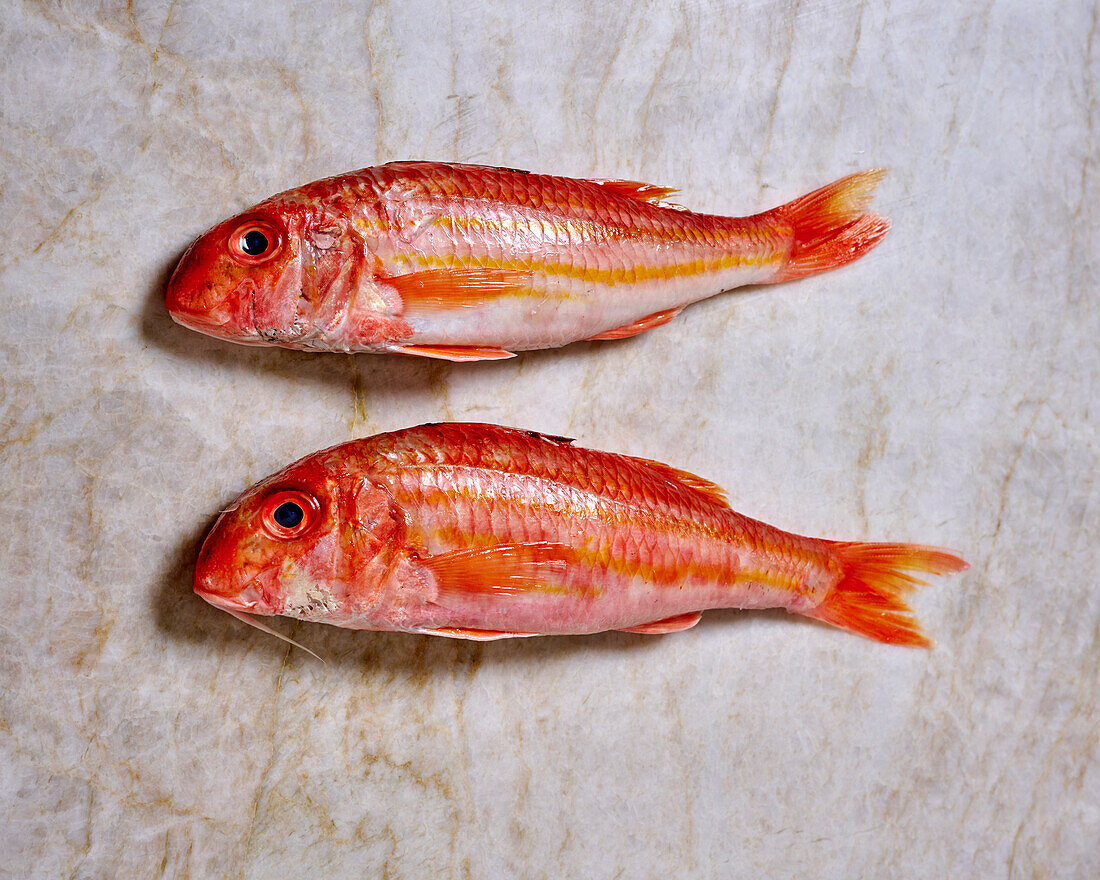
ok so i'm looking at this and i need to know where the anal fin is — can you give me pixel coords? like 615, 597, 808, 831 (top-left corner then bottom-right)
619, 611, 702, 634
587, 307, 683, 341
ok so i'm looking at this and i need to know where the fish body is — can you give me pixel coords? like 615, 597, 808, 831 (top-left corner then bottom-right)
195, 424, 965, 646
166, 162, 889, 360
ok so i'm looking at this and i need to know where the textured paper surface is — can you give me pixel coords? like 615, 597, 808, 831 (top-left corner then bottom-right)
2, 2, 1097, 877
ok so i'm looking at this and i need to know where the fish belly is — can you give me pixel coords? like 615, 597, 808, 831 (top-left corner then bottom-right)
399, 265, 776, 350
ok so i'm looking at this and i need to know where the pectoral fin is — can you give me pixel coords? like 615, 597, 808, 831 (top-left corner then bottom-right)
618, 611, 702, 634
423, 541, 575, 600
385, 267, 534, 311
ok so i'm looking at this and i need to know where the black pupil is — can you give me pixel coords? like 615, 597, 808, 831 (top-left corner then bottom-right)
241, 229, 269, 255
272, 501, 304, 529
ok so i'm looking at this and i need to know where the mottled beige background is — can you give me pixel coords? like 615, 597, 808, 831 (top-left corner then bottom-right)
2, 1, 1097, 877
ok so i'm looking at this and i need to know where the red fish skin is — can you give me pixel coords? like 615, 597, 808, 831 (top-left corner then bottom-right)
194, 424, 965, 645
166, 162, 889, 358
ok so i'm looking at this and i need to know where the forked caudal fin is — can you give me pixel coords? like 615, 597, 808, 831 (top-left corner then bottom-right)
769, 169, 890, 283
801, 542, 968, 647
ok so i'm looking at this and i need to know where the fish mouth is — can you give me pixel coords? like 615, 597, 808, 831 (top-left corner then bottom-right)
194, 580, 266, 614
164, 242, 266, 343
166, 280, 269, 344
168, 303, 235, 336
169, 310, 284, 347
193, 558, 280, 614
195, 572, 323, 662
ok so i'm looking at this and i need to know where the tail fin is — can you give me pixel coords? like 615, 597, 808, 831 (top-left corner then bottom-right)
802, 542, 968, 647
769, 170, 890, 283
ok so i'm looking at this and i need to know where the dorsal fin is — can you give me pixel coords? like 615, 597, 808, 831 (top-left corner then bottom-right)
380, 161, 532, 176
523, 429, 575, 445
632, 458, 730, 507
591, 178, 687, 210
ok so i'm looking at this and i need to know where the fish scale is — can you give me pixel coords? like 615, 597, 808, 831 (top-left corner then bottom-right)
388, 428, 747, 590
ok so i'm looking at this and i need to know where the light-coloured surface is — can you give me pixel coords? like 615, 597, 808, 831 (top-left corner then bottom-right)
2, 1, 1097, 877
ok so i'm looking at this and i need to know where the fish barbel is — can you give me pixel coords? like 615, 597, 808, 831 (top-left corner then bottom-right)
166, 162, 889, 360
194, 424, 965, 647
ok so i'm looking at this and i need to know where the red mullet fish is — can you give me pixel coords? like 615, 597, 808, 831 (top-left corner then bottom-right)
194, 424, 965, 649
166, 162, 889, 360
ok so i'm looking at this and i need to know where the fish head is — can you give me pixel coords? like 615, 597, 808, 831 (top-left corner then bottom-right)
193, 445, 405, 625
166, 191, 364, 348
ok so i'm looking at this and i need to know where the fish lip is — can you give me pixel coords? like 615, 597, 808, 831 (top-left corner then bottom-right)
199, 593, 258, 613
194, 575, 268, 613
168, 305, 233, 334
166, 290, 239, 339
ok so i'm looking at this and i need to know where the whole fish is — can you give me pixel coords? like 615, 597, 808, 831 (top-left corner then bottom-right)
166, 162, 889, 361
194, 424, 965, 650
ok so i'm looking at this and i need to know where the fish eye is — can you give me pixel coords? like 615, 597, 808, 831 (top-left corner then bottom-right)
242, 230, 269, 255
229, 220, 282, 265
261, 489, 320, 540
273, 500, 303, 528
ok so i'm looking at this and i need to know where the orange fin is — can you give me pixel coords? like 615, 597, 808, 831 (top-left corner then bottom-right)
386, 267, 533, 310
390, 343, 516, 362
629, 458, 730, 507
667, 470, 729, 506
521, 429, 575, 444
424, 541, 574, 599
619, 611, 702, 634
592, 178, 687, 209
802, 542, 969, 647
422, 627, 539, 641
587, 307, 684, 341
420, 423, 574, 445
770, 169, 890, 283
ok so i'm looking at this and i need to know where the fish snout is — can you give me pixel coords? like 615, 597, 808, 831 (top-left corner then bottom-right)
193, 530, 277, 613
165, 240, 259, 342
166, 238, 226, 316
193, 555, 277, 614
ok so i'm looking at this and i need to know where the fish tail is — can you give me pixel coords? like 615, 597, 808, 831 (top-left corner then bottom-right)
768, 170, 890, 283
801, 542, 968, 647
